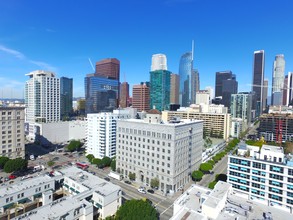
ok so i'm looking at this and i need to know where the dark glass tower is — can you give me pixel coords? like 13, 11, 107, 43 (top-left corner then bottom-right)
252, 50, 265, 117
215, 71, 233, 97
60, 77, 73, 119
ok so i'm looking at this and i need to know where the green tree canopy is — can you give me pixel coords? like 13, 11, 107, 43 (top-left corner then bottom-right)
150, 178, 160, 188
0, 156, 9, 169
199, 163, 213, 173
66, 140, 82, 152
47, 161, 55, 167
208, 181, 217, 189
110, 159, 116, 171
86, 154, 95, 163
102, 156, 111, 167
192, 170, 204, 181
4, 158, 27, 173
115, 199, 158, 220
92, 158, 103, 166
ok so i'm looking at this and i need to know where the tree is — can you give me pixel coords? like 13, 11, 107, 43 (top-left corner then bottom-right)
0, 156, 9, 169
284, 142, 293, 154
86, 154, 95, 163
208, 181, 217, 189
207, 160, 215, 167
47, 161, 55, 167
102, 156, 111, 167
92, 158, 103, 167
199, 163, 213, 173
66, 140, 82, 152
192, 170, 204, 181
115, 199, 158, 220
110, 159, 116, 171
4, 158, 27, 173
150, 178, 159, 188
129, 172, 136, 181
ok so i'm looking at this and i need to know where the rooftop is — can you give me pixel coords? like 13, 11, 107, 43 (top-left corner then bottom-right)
261, 145, 284, 154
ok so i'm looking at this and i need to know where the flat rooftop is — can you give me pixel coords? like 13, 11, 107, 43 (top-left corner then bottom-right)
119, 118, 202, 126
261, 145, 284, 154
58, 166, 120, 196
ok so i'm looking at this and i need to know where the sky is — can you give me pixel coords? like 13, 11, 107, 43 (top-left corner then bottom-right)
0, 0, 293, 98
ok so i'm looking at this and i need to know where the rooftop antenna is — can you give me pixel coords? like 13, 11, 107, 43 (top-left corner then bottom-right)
88, 58, 95, 72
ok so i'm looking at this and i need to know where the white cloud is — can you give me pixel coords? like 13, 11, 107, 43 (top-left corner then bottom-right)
29, 60, 57, 72
0, 45, 25, 59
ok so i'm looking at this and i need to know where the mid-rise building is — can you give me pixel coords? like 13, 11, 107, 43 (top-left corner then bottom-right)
132, 82, 150, 112
25, 70, 60, 140
86, 110, 132, 159
230, 92, 252, 127
0, 107, 25, 158
196, 90, 210, 105
116, 111, 203, 193
60, 77, 73, 118
119, 82, 129, 108
170, 73, 180, 104
227, 144, 293, 213
272, 54, 285, 106
230, 118, 243, 138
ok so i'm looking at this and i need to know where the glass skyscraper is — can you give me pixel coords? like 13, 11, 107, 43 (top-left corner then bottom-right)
272, 54, 285, 105
179, 52, 193, 107
60, 77, 73, 118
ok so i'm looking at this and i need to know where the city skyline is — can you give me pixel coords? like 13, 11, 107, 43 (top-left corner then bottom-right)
0, 0, 293, 99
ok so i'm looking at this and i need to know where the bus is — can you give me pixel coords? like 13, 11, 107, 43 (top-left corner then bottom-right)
76, 162, 89, 170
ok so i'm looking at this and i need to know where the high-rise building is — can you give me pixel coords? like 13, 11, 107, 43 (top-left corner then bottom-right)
85, 74, 119, 114
0, 107, 25, 158
272, 54, 285, 106
150, 54, 171, 111
170, 73, 180, 104
196, 90, 210, 105
25, 70, 60, 140
151, 54, 167, 71
191, 69, 200, 104
119, 82, 129, 108
263, 79, 268, 111
215, 71, 233, 97
252, 50, 265, 117
230, 92, 252, 127
283, 72, 292, 106
116, 112, 203, 193
60, 77, 73, 119
132, 82, 150, 112
95, 58, 120, 80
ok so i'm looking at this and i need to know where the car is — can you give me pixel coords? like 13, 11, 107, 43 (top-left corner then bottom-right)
124, 180, 131, 184
147, 189, 154, 194
138, 188, 146, 194
104, 177, 110, 181
4, 177, 9, 182
9, 175, 17, 180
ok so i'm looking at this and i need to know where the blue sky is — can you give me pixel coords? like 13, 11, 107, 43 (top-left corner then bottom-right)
0, 0, 292, 98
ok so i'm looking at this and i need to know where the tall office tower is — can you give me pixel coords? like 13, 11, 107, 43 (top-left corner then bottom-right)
116, 112, 203, 193
252, 50, 265, 117
85, 74, 119, 114
230, 92, 252, 127
191, 69, 200, 104
150, 54, 171, 111
170, 73, 180, 104
25, 70, 60, 140
95, 58, 120, 80
0, 107, 25, 158
60, 77, 73, 119
151, 54, 167, 71
86, 111, 131, 159
132, 82, 150, 112
272, 54, 285, 106
222, 75, 238, 110
262, 79, 268, 111
215, 71, 233, 97
119, 82, 129, 108
283, 72, 293, 106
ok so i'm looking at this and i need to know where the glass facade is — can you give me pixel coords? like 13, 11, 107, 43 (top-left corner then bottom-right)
85, 75, 119, 114
150, 70, 171, 111
179, 52, 193, 107
60, 77, 73, 118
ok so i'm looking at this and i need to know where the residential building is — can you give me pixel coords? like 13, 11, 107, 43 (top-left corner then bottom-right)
196, 90, 210, 105
116, 111, 203, 193
95, 58, 120, 80
119, 82, 129, 108
170, 73, 180, 104
151, 54, 167, 71
25, 70, 60, 141
85, 74, 119, 114
230, 118, 243, 138
162, 109, 231, 140
60, 77, 73, 118
86, 110, 132, 159
272, 54, 285, 105
0, 107, 25, 158
252, 50, 265, 117
132, 82, 150, 112
227, 144, 293, 213
230, 92, 252, 127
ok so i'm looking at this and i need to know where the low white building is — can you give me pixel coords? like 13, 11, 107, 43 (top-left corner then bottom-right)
230, 118, 243, 138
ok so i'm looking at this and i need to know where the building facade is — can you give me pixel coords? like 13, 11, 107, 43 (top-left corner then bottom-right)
227, 144, 293, 213
263, 79, 268, 111
215, 71, 233, 98
132, 82, 150, 112
60, 77, 73, 118
222, 75, 238, 110
25, 70, 60, 140
230, 92, 252, 127
0, 107, 25, 158
272, 54, 285, 106
170, 73, 180, 104
283, 72, 293, 106
151, 54, 167, 71
116, 112, 203, 193
119, 82, 129, 108
95, 58, 120, 80
196, 90, 210, 105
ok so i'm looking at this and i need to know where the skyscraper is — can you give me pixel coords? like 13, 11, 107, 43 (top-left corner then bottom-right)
283, 72, 293, 106
119, 82, 129, 108
272, 54, 285, 105
132, 82, 150, 112
170, 73, 180, 104
25, 70, 60, 140
215, 71, 232, 97
230, 92, 252, 126
252, 50, 265, 117
262, 79, 268, 111
95, 58, 120, 80
191, 69, 200, 104
85, 74, 119, 114
60, 77, 73, 119
222, 75, 238, 110
150, 54, 171, 111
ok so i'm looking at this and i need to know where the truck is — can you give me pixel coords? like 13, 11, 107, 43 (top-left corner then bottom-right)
108, 171, 123, 180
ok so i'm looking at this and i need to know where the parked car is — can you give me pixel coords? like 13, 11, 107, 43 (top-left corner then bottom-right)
138, 188, 146, 194
9, 175, 17, 180
147, 189, 154, 194
104, 177, 110, 181
124, 180, 131, 184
